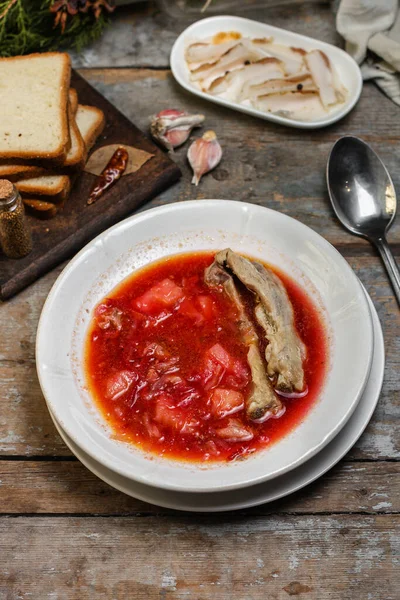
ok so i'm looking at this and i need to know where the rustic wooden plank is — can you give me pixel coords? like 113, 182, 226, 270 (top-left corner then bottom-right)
0, 364, 72, 456
0, 256, 398, 458
0, 263, 63, 362
74, 68, 400, 248
0, 262, 69, 456
0, 460, 398, 515
1, 515, 398, 599
71, 2, 338, 69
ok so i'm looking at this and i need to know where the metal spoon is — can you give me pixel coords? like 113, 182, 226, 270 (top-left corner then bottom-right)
327, 135, 400, 306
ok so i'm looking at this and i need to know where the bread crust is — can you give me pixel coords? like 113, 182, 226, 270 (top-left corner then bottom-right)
64, 103, 86, 171
69, 88, 79, 115
16, 175, 70, 204
78, 105, 106, 157
0, 52, 71, 164
0, 165, 46, 180
23, 198, 58, 219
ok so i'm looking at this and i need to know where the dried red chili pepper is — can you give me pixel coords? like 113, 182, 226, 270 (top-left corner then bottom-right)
87, 146, 129, 205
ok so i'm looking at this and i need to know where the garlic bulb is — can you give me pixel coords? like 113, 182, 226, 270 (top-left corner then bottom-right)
150, 109, 205, 152
187, 130, 222, 185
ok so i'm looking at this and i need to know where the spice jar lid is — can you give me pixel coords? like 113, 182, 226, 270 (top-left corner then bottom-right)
0, 179, 16, 203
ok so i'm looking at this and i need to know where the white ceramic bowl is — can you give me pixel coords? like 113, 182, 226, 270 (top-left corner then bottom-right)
36, 200, 373, 492
170, 16, 362, 129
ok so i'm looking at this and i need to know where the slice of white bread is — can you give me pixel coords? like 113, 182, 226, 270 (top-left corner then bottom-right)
17, 104, 105, 207
0, 89, 79, 180
75, 104, 106, 158
0, 163, 45, 180
16, 174, 71, 204
69, 88, 78, 114
23, 198, 59, 219
64, 104, 85, 171
0, 89, 84, 178
0, 53, 71, 164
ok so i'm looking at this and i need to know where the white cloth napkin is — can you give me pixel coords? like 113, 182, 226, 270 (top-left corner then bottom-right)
337, 0, 400, 105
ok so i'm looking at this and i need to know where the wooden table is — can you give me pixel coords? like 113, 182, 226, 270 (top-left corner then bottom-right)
1, 3, 399, 599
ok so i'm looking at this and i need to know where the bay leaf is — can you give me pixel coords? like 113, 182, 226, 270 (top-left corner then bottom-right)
85, 144, 154, 176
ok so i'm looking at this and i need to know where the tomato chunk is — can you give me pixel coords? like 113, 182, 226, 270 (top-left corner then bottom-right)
154, 395, 199, 434
206, 343, 249, 388
210, 388, 244, 418
208, 343, 232, 369
135, 278, 184, 313
215, 418, 254, 442
197, 295, 216, 320
178, 298, 204, 325
203, 357, 225, 390
105, 370, 136, 400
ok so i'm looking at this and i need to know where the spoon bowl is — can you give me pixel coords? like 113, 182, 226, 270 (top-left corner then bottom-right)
327, 135, 400, 305
327, 136, 396, 238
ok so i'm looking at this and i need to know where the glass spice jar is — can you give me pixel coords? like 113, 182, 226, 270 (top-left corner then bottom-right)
0, 179, 32, 259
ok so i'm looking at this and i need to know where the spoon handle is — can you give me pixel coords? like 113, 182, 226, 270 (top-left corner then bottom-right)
374, 237, 400, 306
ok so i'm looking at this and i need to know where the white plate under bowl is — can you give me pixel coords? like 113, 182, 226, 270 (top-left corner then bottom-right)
170, 16, 362, 129
36, 200, 373, 493
48, 287, 384, 512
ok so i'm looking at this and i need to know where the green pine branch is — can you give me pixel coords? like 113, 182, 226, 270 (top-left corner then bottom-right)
0, 0, 109, 57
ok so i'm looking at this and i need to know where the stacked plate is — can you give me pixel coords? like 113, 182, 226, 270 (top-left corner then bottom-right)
36, 200, 384, 512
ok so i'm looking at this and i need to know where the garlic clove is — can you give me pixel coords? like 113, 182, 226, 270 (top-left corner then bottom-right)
163, 128, 193, 149
187, 130, 222, 186
150, 109, 205, 152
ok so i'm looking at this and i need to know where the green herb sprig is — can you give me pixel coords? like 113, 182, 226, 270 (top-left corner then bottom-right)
0, 0, 109, 57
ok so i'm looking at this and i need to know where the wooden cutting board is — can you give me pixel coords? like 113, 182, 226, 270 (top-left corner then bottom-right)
0, 71, 181, 300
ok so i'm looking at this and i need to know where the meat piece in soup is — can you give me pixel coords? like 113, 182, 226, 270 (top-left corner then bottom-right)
205, 256, 283, 422
215, 248, 306, 392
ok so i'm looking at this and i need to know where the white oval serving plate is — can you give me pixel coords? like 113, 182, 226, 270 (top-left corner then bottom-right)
36, 200, 373, 493
170, 16, 362, 129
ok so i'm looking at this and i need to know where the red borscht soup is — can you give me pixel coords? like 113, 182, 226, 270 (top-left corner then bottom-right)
85, 252, 328, 463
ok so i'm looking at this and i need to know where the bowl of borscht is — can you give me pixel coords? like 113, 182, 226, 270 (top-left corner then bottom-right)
36, 200, 373, 493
